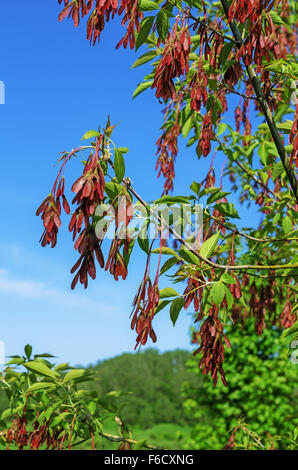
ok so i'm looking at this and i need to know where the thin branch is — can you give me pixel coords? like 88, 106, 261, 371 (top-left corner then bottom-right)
187, 12, 237, 44
97, 431, 162, 450
207, 212, 298, 243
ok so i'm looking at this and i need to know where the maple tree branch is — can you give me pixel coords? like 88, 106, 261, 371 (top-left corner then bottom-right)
124, 177, 297, 273
68, 149, 296, 274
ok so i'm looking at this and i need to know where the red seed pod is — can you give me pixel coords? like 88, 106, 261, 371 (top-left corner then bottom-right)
152, 24, 191, 101
155, 122, 180, 194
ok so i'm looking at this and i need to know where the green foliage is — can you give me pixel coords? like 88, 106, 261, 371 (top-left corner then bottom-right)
182, 319, 298, 449
0, 346, 132, 450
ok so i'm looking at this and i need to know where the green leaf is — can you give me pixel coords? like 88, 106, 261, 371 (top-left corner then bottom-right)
170, 298, 185, 326
179, 248, 200, 266
153, 195, 191, 205
281, 320, 298, 341
258, 142, 268, 165
151, 246, 180, 258
24, 344, 32, 360
207, 190, 231, 205
220, 273, 236, 285
5, 357, 25, 365
1, 405, 24, 421
27, 382, 55, 393
81, 130, 100, 140
118, 147, 129, 154
156, 9, 169, 41
182, 116, 193, 138
225, 288, 234, 309
190, 181, 200, 195
272, 161, 285, 181
160, 256, 178, 275
282, 216, 292, 234
219, 42, 233, 65
133, 80, 154, 99
276, 120, 293, 133
138, 229, 149, 254
138, 0, 159, 11
64, 369, 91, 383
34, 353, 56, 358
159, 287, 179, 299
131, 50, 159, 69
136, 16, 155, 50
269, 11, 285, 25
155, 299, 171, 314
217, 122, 227, 136
210, 282, 226, 306
50, 412, 71, 428
200, 232, 220, 259
105, 182, 124, 200
114, 148, 125, 182
87, 401, 97, 415
213, 203, 240, 219
287, 285, 298, 294
24, 361, 58, 379
211, 98, 223, 126
134, 439, 147, 450
54, 362, 70, 371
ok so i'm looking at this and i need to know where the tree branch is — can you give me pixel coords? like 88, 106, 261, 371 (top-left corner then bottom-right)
124, 176, 297, 272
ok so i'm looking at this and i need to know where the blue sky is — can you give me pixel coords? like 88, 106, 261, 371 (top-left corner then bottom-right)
0, 1, 256, 367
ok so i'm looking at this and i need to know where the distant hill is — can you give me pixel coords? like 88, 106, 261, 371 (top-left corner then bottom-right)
82, 348, 201, 428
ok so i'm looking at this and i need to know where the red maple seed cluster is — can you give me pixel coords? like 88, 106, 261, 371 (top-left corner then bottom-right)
36, 178, 70, 248
190, 28, 224, 113
69, 142, 105, 238
116, 0, 143, 49
71, 226, 105, 289
156, 122, 180, 194
249, 282, 278, 335
229, 1, 281, 66
183, 274, 206, 313
224, 62, 242, 88
190, 70, 208, 113
37, 131, 132, 289
130, 248, 163, 349
130, 275, 159, 349
280, 289, 296, 328
228, 0, 275, 26
6, 412, 66, 450
105, 238, 128, 280
58, 0, 142, 49
152, 23, 191, 101
197, 112, 213, 157
193, 305, 231, 386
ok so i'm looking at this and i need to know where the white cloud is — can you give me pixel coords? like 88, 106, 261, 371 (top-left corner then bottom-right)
0, 268, 115, 313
